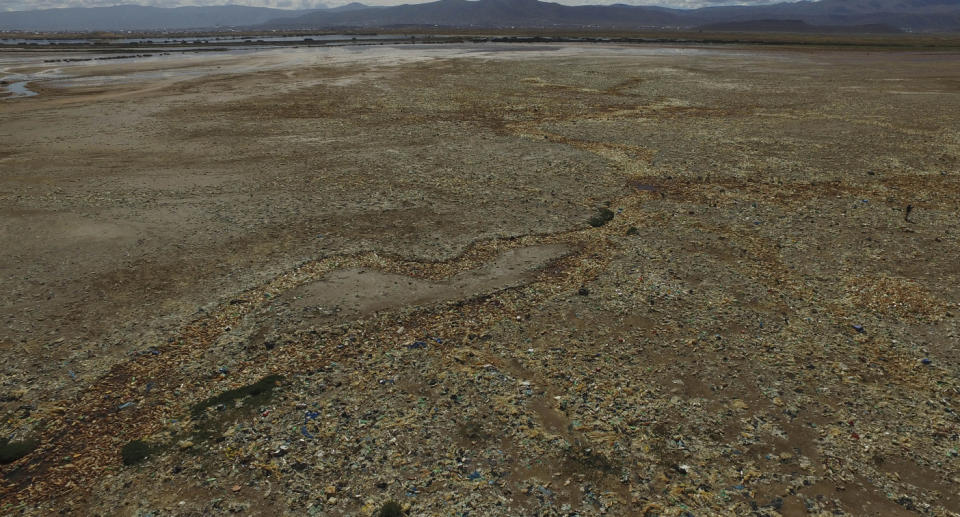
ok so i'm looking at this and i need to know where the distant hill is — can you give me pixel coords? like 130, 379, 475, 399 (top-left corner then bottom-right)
683, 0, 960, 31
0, 0, 958, 33
0, 5, 319, 32
266, 0, 960, 32
696, 19, 903, 34
268, 0, 682, 30
329, 2, 380, 12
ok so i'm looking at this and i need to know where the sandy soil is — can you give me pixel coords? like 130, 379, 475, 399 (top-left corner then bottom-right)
0, 43, 958, 516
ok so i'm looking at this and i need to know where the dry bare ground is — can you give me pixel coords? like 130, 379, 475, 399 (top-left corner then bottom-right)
1, 43, 958, 515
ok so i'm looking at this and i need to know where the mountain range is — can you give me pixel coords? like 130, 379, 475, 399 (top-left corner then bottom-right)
0, 5, 311, 31
0, 3, 374, 32
272, 0, 960, 32
687, 0, 960, 31
273, 0, 682, 30
1, 0, 958, 33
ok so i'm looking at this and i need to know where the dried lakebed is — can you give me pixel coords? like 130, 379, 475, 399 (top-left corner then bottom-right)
279, 244, 570, 322
0, 43, 959, 516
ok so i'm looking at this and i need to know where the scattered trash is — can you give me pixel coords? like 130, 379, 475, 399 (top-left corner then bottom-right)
301, 411, 320, 439
5, 54, 958, 517
134, 347, 161, 357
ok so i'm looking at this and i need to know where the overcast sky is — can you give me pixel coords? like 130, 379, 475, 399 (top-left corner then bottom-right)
0, 0, 808, 12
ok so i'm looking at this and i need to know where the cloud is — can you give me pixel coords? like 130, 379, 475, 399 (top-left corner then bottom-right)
0, 0, 806, 12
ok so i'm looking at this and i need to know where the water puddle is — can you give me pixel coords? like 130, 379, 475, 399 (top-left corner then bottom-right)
1, 63, 67, 99
0, 34, 436, 47
1, 78, 37, 98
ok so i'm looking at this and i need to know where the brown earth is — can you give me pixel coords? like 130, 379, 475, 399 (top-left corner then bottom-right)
0, 43, 958, 516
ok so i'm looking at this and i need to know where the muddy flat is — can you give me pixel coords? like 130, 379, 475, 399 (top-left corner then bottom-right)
279, 244, 569, 321
1, 43, 958, 516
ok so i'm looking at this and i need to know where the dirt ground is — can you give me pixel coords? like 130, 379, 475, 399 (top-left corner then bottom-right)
1, 43, 958, 516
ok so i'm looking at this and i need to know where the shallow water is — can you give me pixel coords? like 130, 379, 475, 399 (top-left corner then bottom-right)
0, 42, 781, 100
1, 65, 63, 99
5, 81, 36, 97
0, 34, 430, 46
0, 38, 90, 46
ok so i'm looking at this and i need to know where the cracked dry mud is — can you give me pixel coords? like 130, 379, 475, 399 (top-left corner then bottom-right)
1, 44, 959, 516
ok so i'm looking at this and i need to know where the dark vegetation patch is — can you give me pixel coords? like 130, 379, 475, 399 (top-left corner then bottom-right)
588, 207, 615, 228
190, 374, 284, 418
565, 444, 614, 474
0, 437, 39, 464
377, 501, 404, 517
184, 375, 286, 450
121, 440, 152, 466
458, 419, 491, 442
